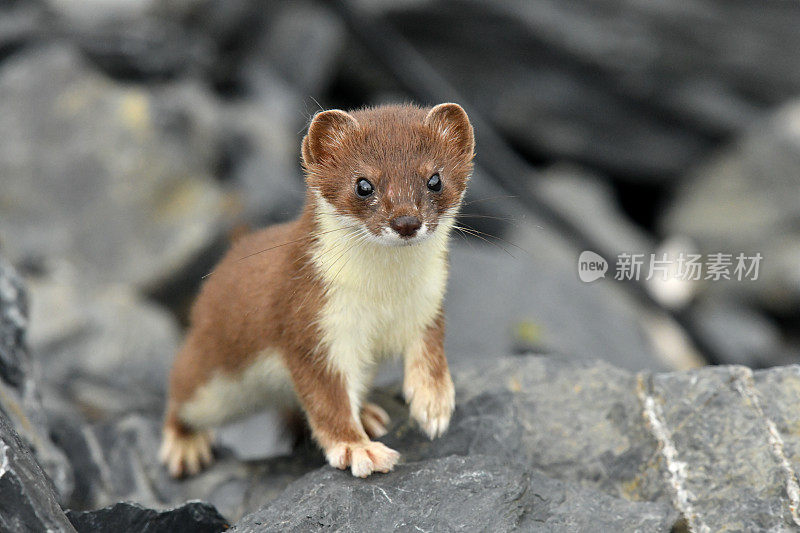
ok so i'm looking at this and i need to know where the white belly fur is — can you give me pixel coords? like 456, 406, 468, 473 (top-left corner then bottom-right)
179, 349, 295, 429
312, 198, 454, 418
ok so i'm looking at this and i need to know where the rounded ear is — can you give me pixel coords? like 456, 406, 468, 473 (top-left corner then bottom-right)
302, 109, 359, 165
425, 103, 474, 157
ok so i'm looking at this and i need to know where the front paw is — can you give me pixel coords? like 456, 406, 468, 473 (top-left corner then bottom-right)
325, 440, 400, 478
404, 374, 455, 439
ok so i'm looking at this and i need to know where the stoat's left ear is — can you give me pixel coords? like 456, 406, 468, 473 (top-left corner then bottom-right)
425, 103, 474, 157
302, 109, 359, 166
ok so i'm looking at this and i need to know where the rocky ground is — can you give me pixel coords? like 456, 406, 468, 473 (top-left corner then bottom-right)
6, 259, 800, 531
2, 0, 800, 531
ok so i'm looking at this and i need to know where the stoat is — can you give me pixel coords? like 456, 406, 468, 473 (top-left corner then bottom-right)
160, 103, 474, 478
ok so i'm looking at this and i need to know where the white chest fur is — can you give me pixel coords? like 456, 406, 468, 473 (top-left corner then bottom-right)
311, 198, 453, 402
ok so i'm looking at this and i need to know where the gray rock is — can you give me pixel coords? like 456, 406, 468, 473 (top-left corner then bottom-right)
226, 2, 344, 229
388, 356, 800, 530
45, 348, 800, 531
0, 258, 74, 502
382, 357, 668, 504
66, 501, 229, 533
481, 0, 792, 116
437, 163, 704, 372
218, 94, 306, 226
50, 355, 669, 521
368, 2, 710, 179
50, 411, 320, 521
373, 0, 800, 179
662, 101, 800, 249
445, 229, 666, 372
0, 0, 47, 52
59, 14, 214, 80
661, 100, 800, 313
753, 365, 800, 483
472, 0, 800, 108
688, 296, 783, 368
242, 1, 345, 97
0, 411, 75, 533
532, 164, 654, 257
231, 455, 678, 532
0, 44, 233, 292
28, 275, 180, 420
640, 365, 800, 531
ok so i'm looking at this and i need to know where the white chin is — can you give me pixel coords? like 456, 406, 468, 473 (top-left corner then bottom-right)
373, 225, 431, 246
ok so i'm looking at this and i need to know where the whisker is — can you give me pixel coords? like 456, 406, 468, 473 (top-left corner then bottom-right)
462, 194, 518, 207
326, 230, 370, 288
440, 212, 523, 229
237, 225, 361, 262
288, 230, 356, 301
454, 223, 529, 255
441, 213, 516, 222
202, 224, 361, 280
318, 228, 369, 283
454, 225, 516, 259
293, 228, 370, 313
450, 224, 475, 250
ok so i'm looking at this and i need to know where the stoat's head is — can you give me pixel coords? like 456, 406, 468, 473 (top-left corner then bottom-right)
302, 103, 474, 246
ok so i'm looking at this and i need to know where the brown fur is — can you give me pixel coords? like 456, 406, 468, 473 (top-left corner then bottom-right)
161, 103, 474, 477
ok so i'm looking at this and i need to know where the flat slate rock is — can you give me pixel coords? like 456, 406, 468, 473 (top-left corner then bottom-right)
641, 365, 800, 531
54, 354, 800, 531
231, 455, 678, 532
384, 357, 668, 503
66, 501, 229, 533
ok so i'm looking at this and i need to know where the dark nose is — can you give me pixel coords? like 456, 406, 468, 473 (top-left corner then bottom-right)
390, 216, 421, 237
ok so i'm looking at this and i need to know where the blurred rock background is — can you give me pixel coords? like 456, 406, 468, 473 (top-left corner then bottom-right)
1, 0, 800, 530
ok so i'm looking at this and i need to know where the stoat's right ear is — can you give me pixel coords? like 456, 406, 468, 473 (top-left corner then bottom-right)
302, 109, 359, 166
425, 103, 474, 158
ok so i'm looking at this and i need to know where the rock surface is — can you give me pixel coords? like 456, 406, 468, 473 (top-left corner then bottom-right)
66, 501, 229, 533
49, 411, 321, 519
46, 348, 800, 531
661, 100, 800, 314
0, 45, 232, 292
373, 0, 800, 180
1, 1, 799, 529
0, 258, 74, 501
643, 365, 800, 531
231, 455, 678, 532
688, 296, 783, 368
0, 411, 75, 533
445, 242, 666, 371
240, 1, 344, 98
27, 272, 180, 420
217, 95, 306, 227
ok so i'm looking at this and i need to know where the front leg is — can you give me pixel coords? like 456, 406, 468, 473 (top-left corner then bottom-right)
285, 350, 399, 477
404, 313, 455, 439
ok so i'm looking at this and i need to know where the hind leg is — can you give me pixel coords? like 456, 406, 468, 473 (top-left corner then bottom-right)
161, 338, 293, 477
160, 405, 214, 478
360, 403, 390, 438
160, 338, 219, 478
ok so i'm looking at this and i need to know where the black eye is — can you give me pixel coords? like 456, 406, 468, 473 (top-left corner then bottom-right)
355, 178, 374, 198
427, 173, 442, 192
